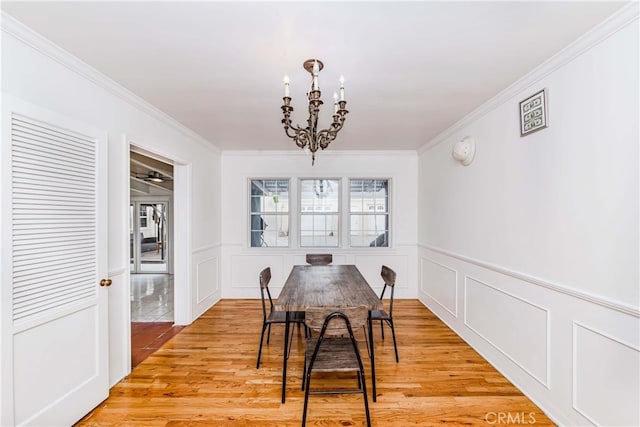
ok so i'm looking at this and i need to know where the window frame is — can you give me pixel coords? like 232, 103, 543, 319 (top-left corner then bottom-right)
348, 178, 391, 248
248, 178, 291, 248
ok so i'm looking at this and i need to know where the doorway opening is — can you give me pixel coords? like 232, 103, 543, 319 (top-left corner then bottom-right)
129, 148, 179, 366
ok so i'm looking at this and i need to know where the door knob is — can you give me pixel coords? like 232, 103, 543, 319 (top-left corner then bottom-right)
100, 279, 112, 287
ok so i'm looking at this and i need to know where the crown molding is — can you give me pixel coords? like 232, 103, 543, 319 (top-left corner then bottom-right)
418, 2, 639, 154
221, 149, 418, 158
1, 11, 219, 153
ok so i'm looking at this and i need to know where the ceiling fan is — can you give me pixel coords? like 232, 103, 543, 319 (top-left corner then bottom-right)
133, 171, 173, 183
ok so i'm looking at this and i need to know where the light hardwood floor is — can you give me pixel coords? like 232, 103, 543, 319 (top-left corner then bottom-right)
77, 300, 555, 426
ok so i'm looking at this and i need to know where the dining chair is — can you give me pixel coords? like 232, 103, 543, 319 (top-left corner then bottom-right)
256, 267, 306, 369
305, 253, 333, 265
369, 265, 399, 362
301, 307, 371, 427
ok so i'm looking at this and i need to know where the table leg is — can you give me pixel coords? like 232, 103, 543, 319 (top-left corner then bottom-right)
368, 310, 376, 402
281, 311, 290, 403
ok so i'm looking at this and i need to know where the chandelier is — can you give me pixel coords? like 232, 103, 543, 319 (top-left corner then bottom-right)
281, 59, 348, 165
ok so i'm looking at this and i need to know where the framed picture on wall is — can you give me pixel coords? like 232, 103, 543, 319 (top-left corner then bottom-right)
519, 88, 548, 136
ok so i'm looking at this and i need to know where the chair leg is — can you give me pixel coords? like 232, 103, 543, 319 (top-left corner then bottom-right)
256, 323, 268, 369
302, 358, 307, 391
388, 319, 399, 363
360, 370, 371, 427
380, 319, 385, 339
367, 315, 377, 403
361, 325, 372, 359
302, 371, 312, 427
266, 323, 272, 344
286, 322, 296, 360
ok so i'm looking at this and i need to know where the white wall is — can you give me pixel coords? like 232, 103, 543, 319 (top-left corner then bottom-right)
1, 13, 222, 388
418, 7, 639, 426
220, 151, 418, 299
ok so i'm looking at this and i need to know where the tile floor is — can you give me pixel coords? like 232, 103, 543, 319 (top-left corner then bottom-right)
130, 273, 174, 322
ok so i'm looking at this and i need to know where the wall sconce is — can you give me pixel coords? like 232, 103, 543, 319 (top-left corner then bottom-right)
452, 136, 476, 166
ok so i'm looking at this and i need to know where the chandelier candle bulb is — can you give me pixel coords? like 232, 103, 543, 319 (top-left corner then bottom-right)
284, 75, 290, 97
333, 92, 339, 113
312, 60, 320, 90
339, 75, 345, 101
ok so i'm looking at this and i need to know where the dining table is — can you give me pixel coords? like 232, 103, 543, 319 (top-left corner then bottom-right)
275, 264, 383, 403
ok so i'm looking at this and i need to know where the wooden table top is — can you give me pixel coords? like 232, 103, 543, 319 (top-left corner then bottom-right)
275, 265, 383, 312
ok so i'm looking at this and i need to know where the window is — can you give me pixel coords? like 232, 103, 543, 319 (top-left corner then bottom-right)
349, 179, 389, 247
250, 179, 289, 247
300, 179, 340, 247
139, 205, 148, 228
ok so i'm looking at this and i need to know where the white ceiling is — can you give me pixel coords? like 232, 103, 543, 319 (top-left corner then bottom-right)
1, 1, 626, 152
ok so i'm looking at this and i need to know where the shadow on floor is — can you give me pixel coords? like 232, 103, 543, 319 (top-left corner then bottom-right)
131, 322, 184, 367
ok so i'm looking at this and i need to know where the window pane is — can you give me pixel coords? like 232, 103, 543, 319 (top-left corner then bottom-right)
250, 179, 289, 247
300, 214, 338, 247
350, 196, 363, 213
300, 179, 339, 211
300, 179, 339, 247
349, 179, 389, 247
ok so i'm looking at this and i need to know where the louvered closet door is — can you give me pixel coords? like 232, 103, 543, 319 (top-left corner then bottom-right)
1, 98, 108, 427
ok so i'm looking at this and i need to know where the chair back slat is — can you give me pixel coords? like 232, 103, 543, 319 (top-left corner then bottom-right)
306, 253, 333, 265
305, 307, 368, 336
380, 265, 396, 315
259, 267, 271, 289
259, 267, 273, 317
381, 265, 396, 287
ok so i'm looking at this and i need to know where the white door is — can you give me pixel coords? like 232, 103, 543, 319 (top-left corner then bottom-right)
1, 97, 109, 426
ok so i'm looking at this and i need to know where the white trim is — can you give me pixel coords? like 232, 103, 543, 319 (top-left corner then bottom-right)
420, 244, 639, 318
0, 12, 218, 153
193, 243, 221, 254
418, 2, 640, 153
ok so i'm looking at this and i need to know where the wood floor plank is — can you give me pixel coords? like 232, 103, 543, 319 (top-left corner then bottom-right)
76, 300, 555, 426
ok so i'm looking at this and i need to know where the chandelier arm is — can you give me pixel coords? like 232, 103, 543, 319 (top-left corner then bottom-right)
283, 122, 303, 139
317, 129, 337, 150
289, 127, 310, 149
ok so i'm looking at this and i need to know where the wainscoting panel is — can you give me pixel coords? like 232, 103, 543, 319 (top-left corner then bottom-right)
418, 244, 640, 425
196, 257, 218, 303
573, 322, 640, 426
230, 254, 287, 292
464, 276, 549, 387
421, 257, 457, 317
192, 245, 221, 320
